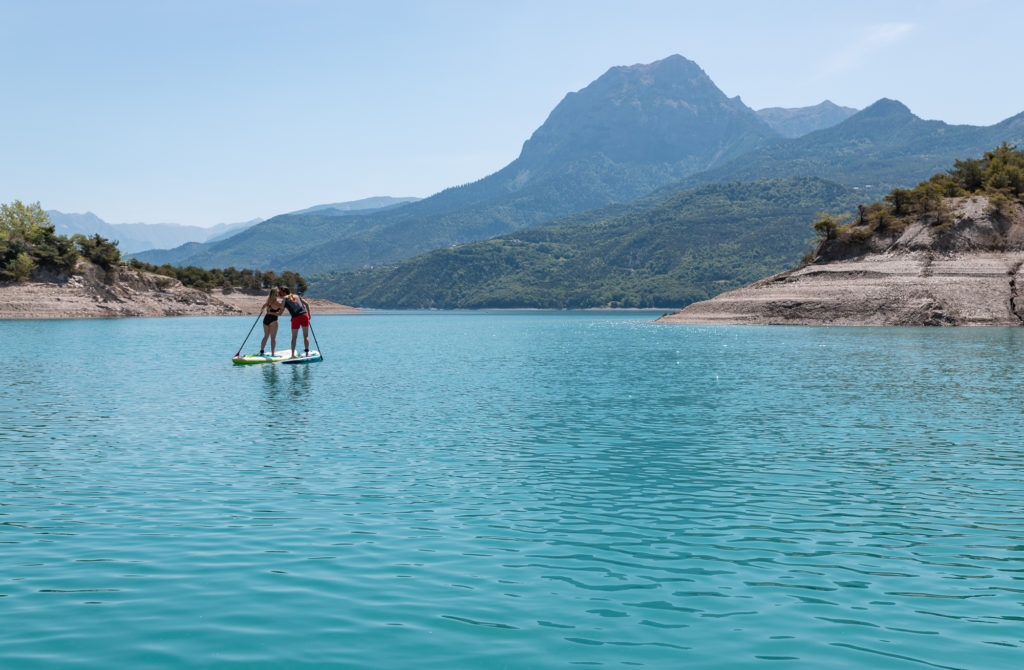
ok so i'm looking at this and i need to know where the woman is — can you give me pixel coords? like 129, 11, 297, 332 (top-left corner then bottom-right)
259, 287, 285, 356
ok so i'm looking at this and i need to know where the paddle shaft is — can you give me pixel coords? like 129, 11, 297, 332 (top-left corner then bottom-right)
235, 307, 265, 356
308, 318, 323, 360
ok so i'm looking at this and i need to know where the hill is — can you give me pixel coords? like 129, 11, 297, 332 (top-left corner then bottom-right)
309, 177, 859, 308
134, 55, 782, 274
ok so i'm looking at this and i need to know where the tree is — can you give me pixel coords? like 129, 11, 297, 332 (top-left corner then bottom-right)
950, 158, 984, 192
884, 189, 911, 216
0, 200, 79, 279
812, 212, 849, 241
73, 233, 121, 271
0, 200, 50, 236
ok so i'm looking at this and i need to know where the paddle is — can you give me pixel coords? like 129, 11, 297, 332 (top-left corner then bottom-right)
234, 306, 265, 358
308, 318, 323, 361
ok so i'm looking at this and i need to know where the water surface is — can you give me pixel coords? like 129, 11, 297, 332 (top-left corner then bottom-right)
2, 312, 1023, 668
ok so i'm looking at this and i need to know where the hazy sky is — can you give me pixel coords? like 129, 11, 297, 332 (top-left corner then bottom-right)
3, 0, 1022, 227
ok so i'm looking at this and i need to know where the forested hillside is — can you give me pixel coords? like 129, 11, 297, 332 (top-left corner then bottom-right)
310, 177, 858, 308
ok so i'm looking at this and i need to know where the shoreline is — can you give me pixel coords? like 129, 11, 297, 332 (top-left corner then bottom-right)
658, 197, 1024, 327
0, 264, 361, 320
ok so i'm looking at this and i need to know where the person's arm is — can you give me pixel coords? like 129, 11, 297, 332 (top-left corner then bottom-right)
302, 298, 311, 316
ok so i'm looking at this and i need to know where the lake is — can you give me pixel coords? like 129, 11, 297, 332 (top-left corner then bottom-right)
2, 311, 1023, 668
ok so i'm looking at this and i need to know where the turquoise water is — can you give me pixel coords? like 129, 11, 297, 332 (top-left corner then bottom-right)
2, 311, 1023, 668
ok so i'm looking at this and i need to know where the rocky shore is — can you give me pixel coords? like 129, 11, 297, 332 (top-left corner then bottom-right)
658, 196, 1024, 326
0, 260, 361, 319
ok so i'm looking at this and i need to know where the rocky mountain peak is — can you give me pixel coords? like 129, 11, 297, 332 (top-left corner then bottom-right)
517, 54, 777, 168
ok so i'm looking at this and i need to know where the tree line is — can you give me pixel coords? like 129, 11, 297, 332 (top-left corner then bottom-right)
127, 258, 306, 292
0, 201, 305, 291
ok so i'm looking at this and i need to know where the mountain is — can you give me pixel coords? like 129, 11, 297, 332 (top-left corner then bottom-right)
307, 95, 1024, 309
129, 56, 1024, 300
203, 220, 268, 243
515, 54, 775, 170
670, 99, 1024, 201
46, 211, 118, 242
756, 100, 858, 138
132, 196, 423, 266
309, 177, 859, 308
46, 211, 262, 254
135, 55, 782, 274
286, 196, 420, 216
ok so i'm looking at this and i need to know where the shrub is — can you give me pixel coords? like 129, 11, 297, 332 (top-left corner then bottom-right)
73, 233, 121, 271
2, 251, 35, 281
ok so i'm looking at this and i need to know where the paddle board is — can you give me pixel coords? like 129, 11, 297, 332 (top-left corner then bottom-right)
232, 350, 296, 365
281, 350, 322, 365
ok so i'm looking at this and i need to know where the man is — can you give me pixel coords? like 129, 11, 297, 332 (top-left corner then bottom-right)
280, 285, 311, 357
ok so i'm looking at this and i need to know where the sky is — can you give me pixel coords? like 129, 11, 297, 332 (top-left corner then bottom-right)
3, 0, 1023, 227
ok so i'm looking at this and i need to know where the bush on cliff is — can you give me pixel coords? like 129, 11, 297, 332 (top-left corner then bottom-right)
72, 233, 121, 272
812, 143, 1024, 253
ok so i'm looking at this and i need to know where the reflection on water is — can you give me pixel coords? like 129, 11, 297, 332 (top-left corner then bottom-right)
260, 360, 315, 406
1, 314, 1023, 668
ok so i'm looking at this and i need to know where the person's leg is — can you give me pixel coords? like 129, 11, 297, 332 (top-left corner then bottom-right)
269, 321, 279, 355
260, 324, 270, 354
302, 324, 310, 353
290, 320, 299, 355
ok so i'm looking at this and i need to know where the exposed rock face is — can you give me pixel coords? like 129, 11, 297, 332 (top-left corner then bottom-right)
0, 260, 360, 319
658, 196, 1024, 326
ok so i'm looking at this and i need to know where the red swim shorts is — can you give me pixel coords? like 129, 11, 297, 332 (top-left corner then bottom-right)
291, 314, 310, 329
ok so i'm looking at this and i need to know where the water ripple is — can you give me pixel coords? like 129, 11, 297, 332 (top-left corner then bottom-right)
2, 315, 1024, 667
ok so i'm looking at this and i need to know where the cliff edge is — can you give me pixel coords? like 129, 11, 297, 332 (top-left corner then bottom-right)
657, 196, 1024, 326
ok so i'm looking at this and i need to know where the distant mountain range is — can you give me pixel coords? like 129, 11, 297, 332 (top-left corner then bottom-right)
49, 197, 419, 257
285, 196, 420, 216
672, 98, 1024, 200
755, 100, 858, 138
45, 211, 263, 254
